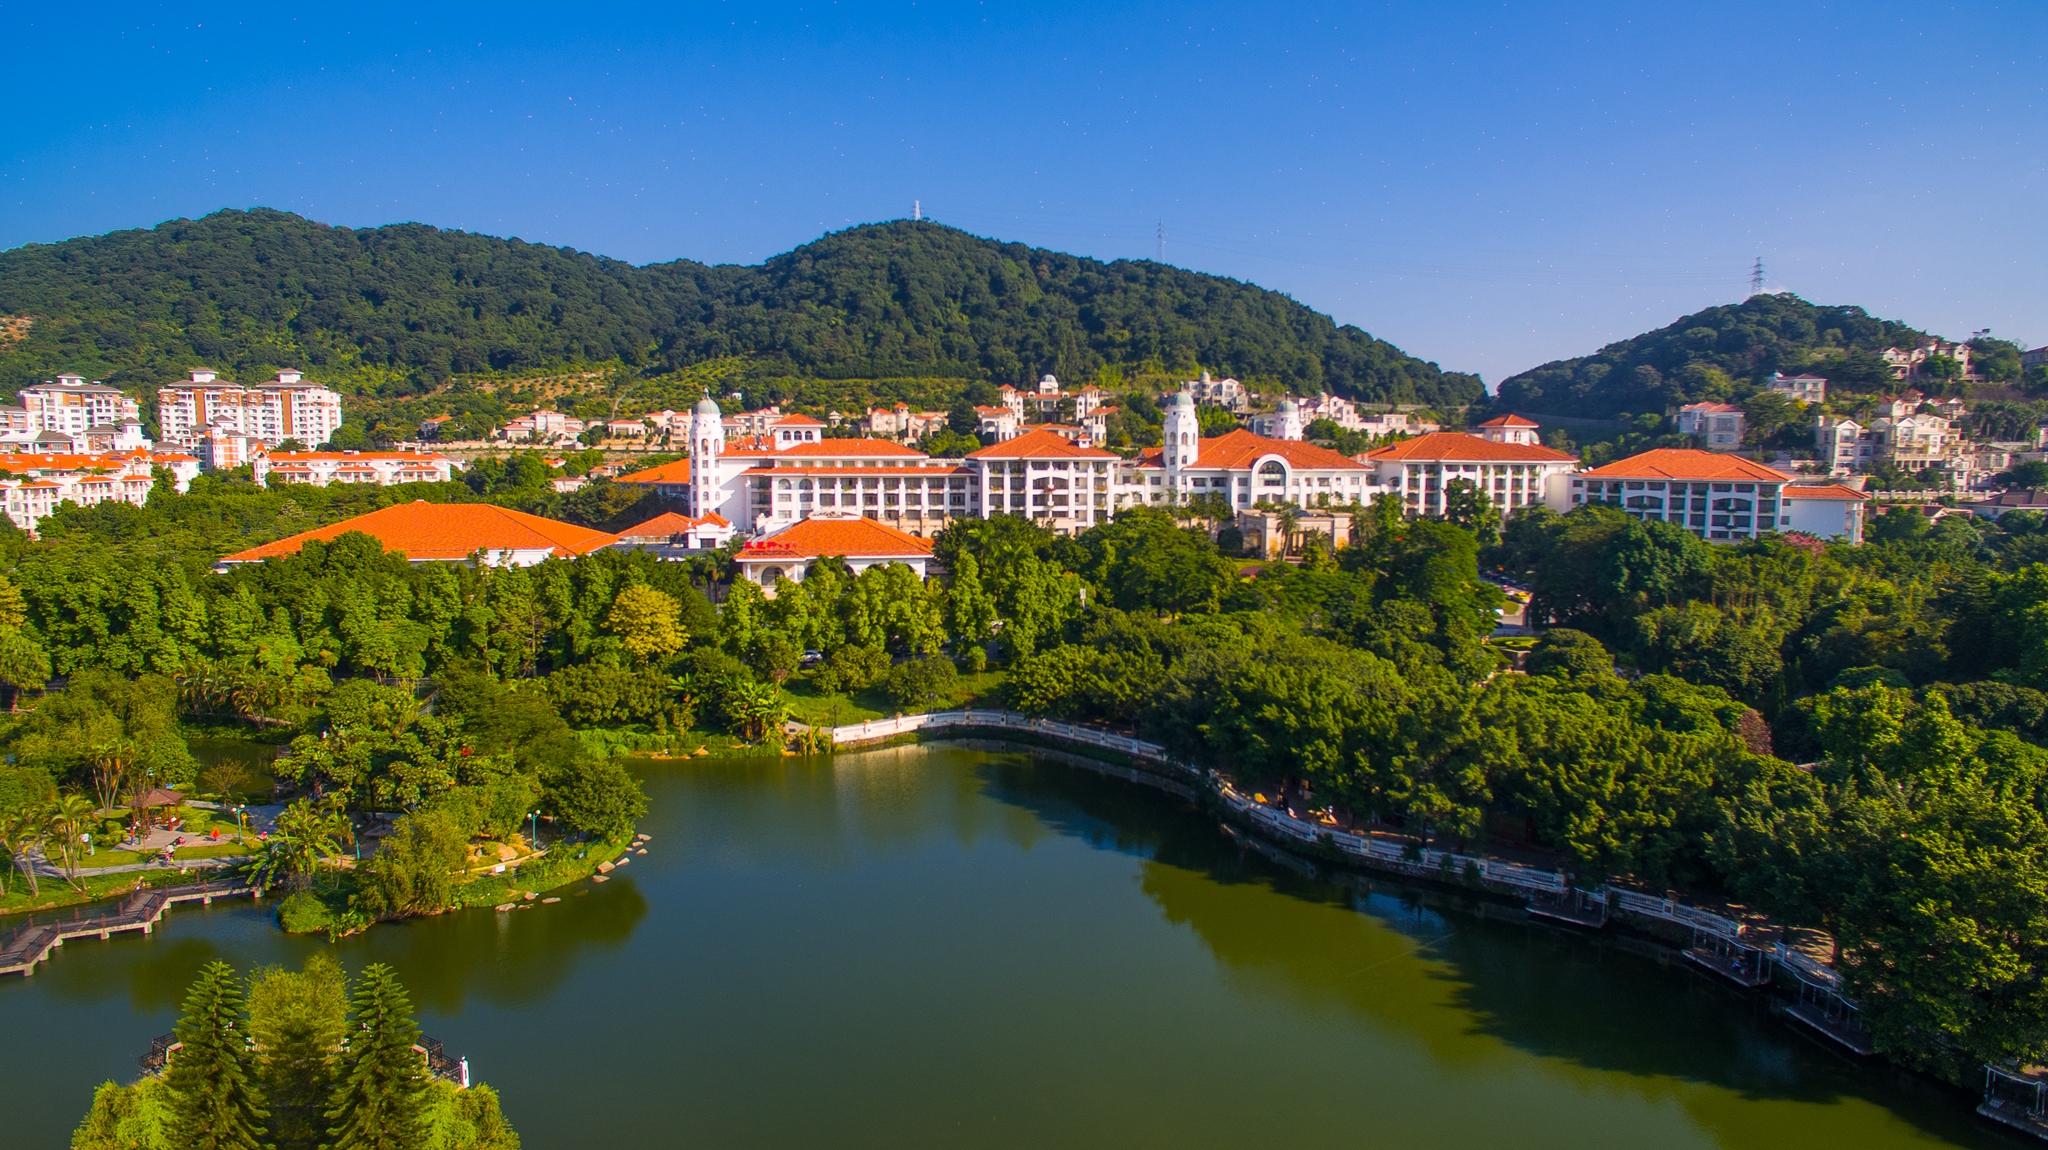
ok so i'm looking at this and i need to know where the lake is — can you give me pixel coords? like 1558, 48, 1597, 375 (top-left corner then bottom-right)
0, 745, 2017, 1148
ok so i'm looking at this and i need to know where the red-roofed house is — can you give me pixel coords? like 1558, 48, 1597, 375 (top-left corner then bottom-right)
1779, 483, 1870, 543
1569, 449, 1794, 541
1676, 402, 1747, 451
967, 429, 1119, 531
610, 510, 735, 556
0, 450, 196, 533
253, 450, 459, 487
733, 514, 935, 588
215, 500, 618, 568
1474, 413, 1542, 446
1362, 432, 1578, 519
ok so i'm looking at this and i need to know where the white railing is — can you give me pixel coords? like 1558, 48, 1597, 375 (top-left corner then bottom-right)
825, 708, 1836, 988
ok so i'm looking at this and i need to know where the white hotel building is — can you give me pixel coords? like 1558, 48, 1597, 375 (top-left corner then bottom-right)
625, 391, 1381, 536
619, 396, 1869, 548
1359, 415, 1578, 518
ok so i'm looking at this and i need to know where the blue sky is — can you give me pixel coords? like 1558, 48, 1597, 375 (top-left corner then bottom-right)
4, 1, 2043, 384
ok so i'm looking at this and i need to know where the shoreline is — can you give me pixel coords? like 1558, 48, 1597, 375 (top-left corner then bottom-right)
820, 715, 1964, 1089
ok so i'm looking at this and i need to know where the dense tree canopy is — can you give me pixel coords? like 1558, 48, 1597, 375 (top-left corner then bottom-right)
1495, 293, 1932, 418
0, 210, 1482, 412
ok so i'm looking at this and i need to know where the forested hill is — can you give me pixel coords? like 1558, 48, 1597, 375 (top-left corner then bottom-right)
1494, 293, 1933, 419
0, 209, 1481, 408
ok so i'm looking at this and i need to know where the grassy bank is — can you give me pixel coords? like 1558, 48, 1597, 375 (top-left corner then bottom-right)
0, 866, 218, 918
276, 831, 638, 937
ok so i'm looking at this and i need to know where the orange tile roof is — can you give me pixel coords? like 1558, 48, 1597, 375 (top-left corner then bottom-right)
614, 510, 731, 540
764, 438, 921, 457
772, 413, 825, 426
738, 515, 935, 560
1681, 401, 1744, 413
741, 465, 969, 477
1137, 428, 1367, 471
966, 428, 1117, 460
1478, 414, 1539, 427
1365, 431, 1578, 464
1578, 449, 1792, 483
263, 451, 450, 463
0, 452, 145, 474
615, 459, 694, 484
1783, 483, 1870, 501
219, 500, 618, 563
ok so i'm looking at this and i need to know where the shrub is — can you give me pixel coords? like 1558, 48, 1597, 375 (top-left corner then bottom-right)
880, 656, 959, 709
811, 645, 890, 694
277, 890, 337, 935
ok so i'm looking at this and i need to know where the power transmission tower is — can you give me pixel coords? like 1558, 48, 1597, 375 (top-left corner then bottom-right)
1749, 257, 1765, 297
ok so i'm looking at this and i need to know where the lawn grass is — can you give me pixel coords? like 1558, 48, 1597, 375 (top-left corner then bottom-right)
780, 677, 891, 727
779, 667, 1009, 729
0, 866, 214, 918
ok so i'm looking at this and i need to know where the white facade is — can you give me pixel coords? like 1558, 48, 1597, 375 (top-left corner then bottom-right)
1676, 403, 1746, 451
1182, 371, 1251, 411
253, 451, 460, 487
1250, 399, 1305, 441
497, 409, 584, 444
158, 369, 343, 454
14, 375, 146, 449
1767, 373, 1828, 404
0, 450, 196, 534
967, 431, 1117, 532
1779, 485, 1869, 544
1565, 449, 1790, 542
1361, 432, 1578, 519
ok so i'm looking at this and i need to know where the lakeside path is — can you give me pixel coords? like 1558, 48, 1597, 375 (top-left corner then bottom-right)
813, 710, 1851, 998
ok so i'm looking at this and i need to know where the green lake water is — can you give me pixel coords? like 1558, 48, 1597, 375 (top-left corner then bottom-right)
0, 745, 2022, 1148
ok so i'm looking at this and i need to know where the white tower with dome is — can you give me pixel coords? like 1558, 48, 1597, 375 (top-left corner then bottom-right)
1163, 388, 1200, 475
689, 394, 725, 520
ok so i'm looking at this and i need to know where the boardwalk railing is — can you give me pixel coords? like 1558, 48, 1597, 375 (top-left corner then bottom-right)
1, 877, 253, 978
823, 708, 1849, 999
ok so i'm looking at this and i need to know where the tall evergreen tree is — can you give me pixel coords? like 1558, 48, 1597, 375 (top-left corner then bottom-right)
326, 963, 429, 1150
249, 954, 350, 1150
166, 960, 267, 1150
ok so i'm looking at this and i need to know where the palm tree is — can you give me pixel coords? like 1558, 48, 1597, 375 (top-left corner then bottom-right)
0, 811, 43, 897
249, 800, 347, 894
46, 794, 99, 889
733, 681, 789, 745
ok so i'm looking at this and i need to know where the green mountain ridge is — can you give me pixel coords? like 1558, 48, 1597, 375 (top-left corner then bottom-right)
0, 209, 1481, 411
1494, 293, 1947, 419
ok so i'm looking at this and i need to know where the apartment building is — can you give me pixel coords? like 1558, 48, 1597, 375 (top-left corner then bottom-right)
158, 369, 344, 452
1677, 402, 1746, 451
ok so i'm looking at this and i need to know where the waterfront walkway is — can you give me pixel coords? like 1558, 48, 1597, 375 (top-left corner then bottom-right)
0, 877, 254, 977
821, 710, 1863, 1027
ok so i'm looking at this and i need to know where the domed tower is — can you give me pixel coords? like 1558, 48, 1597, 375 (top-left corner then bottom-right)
689, 394, 725, 519
1274, 398, 1303, 441
1163, 388, 1200, 473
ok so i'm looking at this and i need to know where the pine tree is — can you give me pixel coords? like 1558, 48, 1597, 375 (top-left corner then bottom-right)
249, 953, 350, 1150
326, 963, 429, 1150
166, 960, 267, 1150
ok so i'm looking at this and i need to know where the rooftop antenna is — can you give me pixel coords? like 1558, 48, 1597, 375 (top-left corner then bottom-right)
912, 200, 922, 222
1156, 221, 1165, 262
1748, 256, 1765, 297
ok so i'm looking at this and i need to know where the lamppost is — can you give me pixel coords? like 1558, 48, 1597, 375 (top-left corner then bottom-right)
233, 804, 246, 845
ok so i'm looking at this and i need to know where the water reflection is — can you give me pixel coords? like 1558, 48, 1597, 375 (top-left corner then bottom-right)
0, 745, 2014, 1150
966, 750, 1997, 1148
